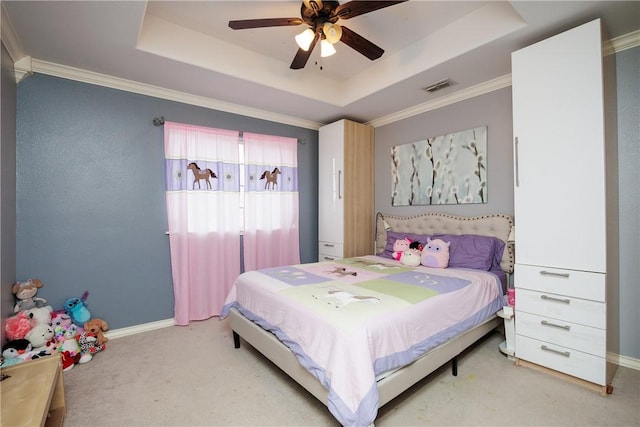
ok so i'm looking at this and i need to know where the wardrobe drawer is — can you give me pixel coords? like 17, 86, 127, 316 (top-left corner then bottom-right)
319, 253, 343, 262
516, 335, 606, 386
516, 289, 605, 329
515, 264, 605, 301
318, 241, 343, 259
516, 311, 605, 357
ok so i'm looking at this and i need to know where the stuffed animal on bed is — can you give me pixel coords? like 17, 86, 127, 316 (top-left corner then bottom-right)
392, 237, 413, 261
421, 238, 450, 268
399, 248, 422, 267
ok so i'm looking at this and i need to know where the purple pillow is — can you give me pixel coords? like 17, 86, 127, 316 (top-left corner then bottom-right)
380, 231, 430, 259
431, 234, 505, 271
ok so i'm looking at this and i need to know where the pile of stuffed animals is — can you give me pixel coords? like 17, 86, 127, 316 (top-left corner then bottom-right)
392, 236, 451, 268
2, 279, 109, 371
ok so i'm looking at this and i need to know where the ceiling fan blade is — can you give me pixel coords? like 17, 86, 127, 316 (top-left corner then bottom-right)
333, 0, 407, 20
229, 17, 303, 30
290, 32, 320, 69
339, 26, 384, 60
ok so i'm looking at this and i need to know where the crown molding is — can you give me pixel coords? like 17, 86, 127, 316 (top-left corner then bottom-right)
1, 3, 26, 66
604, 30, 640, 56
9, 28, 638, 130
13, 55, 32, 82
368, 74, 512, 128
370, 30, 638, 127
27, 59, 323, 131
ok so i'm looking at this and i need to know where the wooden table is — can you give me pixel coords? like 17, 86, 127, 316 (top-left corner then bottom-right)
1, 354, 66, 427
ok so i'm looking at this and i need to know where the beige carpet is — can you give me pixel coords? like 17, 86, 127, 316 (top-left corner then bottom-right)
61, 317, 639, 426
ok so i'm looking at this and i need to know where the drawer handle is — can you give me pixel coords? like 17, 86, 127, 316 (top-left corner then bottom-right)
540, 295, 571, 304
541, 320, 571, 331
540, 270, 570, 278
323, 243, 335, 247
541, 345, 571, 358
323, 256, 335, 261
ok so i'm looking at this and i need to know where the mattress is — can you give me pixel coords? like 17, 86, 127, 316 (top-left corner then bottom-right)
221, 255, 504, 426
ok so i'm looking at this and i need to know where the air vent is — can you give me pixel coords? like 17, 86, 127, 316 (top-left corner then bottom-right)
423, 79, 455, 93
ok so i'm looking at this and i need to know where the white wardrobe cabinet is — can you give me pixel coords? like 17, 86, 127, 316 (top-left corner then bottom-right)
512, 19, 618, 394
318, 119, 374, 261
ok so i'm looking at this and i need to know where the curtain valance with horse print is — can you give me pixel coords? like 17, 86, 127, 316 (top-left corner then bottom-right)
243, 132, 300, 271
164, 122, 241, 325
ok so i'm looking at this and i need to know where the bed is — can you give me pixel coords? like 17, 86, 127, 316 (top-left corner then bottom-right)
221, 212, 514, 426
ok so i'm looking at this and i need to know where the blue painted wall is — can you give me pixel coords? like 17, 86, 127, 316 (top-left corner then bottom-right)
16, 74, 318, 329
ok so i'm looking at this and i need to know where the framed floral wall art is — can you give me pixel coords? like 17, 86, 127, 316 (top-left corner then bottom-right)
391, 126, 487, 206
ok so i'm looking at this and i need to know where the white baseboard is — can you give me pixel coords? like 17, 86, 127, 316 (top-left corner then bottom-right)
610, 352, 640, 371
103, 318, 640, 372
104, 318, 175, 340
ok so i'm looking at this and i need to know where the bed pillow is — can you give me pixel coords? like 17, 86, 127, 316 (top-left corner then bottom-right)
380, 231, 430, 259
431, 234, 505, 271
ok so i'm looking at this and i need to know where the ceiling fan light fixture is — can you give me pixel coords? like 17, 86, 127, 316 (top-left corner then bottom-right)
323, 22, 342, 44
303, 0, 323, 12
320, 39, 336, 57
295, 28, 315, 51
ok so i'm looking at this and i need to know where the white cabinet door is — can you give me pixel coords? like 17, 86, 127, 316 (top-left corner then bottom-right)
318, 120, 345, 246
512, 20, 606, 272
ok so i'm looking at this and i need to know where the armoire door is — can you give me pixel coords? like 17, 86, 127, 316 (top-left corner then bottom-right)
512, 19, 606, 272
318, 120, 345, 247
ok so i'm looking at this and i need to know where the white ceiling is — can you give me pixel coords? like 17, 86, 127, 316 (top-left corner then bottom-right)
2, 1, 639, 128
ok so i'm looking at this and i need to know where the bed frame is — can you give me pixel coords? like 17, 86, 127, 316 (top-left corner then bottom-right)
229, 212, 514, 416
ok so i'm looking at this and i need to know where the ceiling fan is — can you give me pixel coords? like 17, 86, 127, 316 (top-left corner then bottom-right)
228, 0, 407, 70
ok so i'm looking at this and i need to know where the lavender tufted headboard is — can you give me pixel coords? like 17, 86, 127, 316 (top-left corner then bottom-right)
375, 212, 514, 273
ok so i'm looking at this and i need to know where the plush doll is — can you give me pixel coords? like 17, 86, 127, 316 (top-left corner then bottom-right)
64, 292, 91, 326
2, 339, 33, 359
28, 339, 58, 360
55, 324, 82, 371
24, 305, 53, 326
84, 318, 109, 346
1, 341, 48, 363
5, 310, 34, 341
392, 237, 413, 261
0, 355, 23, 368
12, 279, 48, 312
77, 331, 105, 363
421, 238, 451, 268
399, 248, 422, 267
50, 312, 72, 330
25, 323, 55, 350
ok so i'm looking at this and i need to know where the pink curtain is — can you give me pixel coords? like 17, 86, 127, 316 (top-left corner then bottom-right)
242, 132, 300, 270
164, 122, 241, 325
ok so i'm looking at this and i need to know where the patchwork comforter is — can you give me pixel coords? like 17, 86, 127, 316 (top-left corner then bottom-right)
220, 255, 504, 426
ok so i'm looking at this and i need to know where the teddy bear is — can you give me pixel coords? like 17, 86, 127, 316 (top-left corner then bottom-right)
84, 318, 109, 346
55, 324, 82, 371
24, 305, 53, 326
421, 238, 451, 268
25, 323, 55, 351
12, 279, 48, 312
